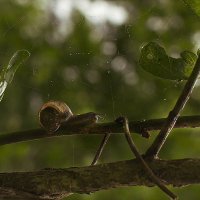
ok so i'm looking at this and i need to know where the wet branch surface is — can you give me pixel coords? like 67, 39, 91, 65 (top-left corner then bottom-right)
0, 115, 200, 146
0, 158, 200, 200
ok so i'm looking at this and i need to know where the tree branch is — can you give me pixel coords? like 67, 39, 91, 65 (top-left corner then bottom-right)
118, 117, 177, 199
0, 158, 200, 200
145, 56, 200, 158
0, 115, 200, 146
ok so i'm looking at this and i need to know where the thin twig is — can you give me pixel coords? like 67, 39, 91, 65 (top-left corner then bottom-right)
91, 133, 111, 166
0, 115, 200, 146
116, 117, 177, 200
145, 56, 200, 158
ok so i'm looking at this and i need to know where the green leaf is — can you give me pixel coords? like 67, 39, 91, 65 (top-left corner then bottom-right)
139, 42, 197, 80
183, 0, 200, 16
0, 50, 30, 101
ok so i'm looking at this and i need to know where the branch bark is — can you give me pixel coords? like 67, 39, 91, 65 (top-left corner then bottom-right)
0, 158, 200, 200
0, 115, 200, 146
145, 56, 200, 158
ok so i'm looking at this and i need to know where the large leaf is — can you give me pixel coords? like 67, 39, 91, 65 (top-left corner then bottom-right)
0, 50, 30, 101
183, 0, 200, 16
139, 42, 197, 80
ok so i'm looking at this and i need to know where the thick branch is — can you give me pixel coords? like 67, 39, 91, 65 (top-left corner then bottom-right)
0, 115, 200, 146
0, 158, 200, 199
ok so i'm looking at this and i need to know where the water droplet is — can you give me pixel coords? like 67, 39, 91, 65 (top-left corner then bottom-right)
147, 54, 153, 60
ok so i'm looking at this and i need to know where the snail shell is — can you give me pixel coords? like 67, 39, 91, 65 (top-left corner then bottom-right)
39, 101, 73, 133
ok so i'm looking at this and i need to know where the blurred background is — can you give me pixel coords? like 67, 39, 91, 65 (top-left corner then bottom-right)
0, 0, 200, 199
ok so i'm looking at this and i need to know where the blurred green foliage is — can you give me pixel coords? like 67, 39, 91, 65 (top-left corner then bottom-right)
183, 0, 200, 16
0, 0, 200, 199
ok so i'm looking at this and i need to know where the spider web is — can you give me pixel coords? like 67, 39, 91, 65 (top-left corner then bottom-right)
0, 0, 194, 194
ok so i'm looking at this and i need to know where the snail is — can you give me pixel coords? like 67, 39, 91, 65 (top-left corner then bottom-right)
39, 101, 73, 133
39, 100, 99, 133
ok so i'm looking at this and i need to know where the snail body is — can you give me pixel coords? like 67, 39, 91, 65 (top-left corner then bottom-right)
39, 100, 99, 133
39, 101, 73, 133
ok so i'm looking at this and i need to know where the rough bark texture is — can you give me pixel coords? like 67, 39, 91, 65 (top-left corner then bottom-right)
0, 158, 200, 200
